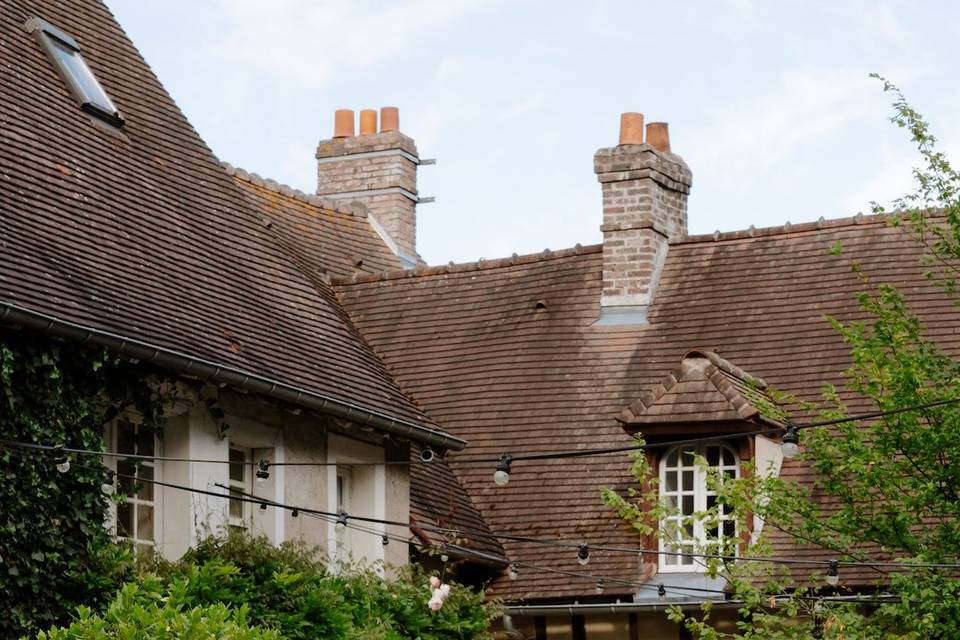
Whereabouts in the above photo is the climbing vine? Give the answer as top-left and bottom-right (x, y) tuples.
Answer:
(0, 326), (168, 639)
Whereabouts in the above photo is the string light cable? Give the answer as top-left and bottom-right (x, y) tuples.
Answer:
(202, 480), (732, 599)
(3, 396), (958, 471)
(127, 477), (914, 605)
(56, 460), (960, 575)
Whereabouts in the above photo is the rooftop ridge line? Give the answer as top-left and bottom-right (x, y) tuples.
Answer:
(681, 211), (903, 244)
(331, 244), (603, 286)
(220, 161), (369, 219)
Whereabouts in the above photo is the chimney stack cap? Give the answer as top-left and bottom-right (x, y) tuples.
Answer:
(380, 106), (400, 133)
(334, 109), (355, 138)
(646, 122), (671, 153)
(619, 112), (645, 145)
(359, 109), (378, 135)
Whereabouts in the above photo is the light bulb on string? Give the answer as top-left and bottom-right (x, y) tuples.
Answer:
(100, 470), (115, 495)
(508, 563), (518, 581)
(419, 446), (435, 463)
(658, 584), (666, 600)
(577, 543), (590, 566)
(259, 502), (268, 511)
(381, 534), (389, 546)
(54, 446), (70, 473)
(291, 508), (299, 518)
(255, 459), (270, 487)
(825, 560), (839, 586)
(493, 453), (512, 487)
(595, 579), (605, 595)
(781, 425), (800, 458)
(335, 510), (347, 533)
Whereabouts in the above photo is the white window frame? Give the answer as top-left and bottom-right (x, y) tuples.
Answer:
(106, 417), (160, 549)
(228, 444), (253, 530)
(658, 443), (739, 572)
(335, 466), (353, 563)
(325, 433), (386, 570)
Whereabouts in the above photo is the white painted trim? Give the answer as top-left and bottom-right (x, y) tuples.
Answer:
(326, 455), (338, 562)
(374, 463), (386, 567)
(366, 213), (401, 258)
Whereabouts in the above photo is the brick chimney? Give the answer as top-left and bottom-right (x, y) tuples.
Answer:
(316, 107), (424, 265)
(594, 113), (692, 324)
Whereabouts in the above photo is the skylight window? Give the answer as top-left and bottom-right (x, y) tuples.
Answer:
(25, 17), (124, 127)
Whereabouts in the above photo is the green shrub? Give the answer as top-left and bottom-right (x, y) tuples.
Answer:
(36, 582), (279, 640)
(131, 531), (496, 640)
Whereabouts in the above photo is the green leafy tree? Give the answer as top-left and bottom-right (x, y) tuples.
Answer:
(605, 79), (960, 639)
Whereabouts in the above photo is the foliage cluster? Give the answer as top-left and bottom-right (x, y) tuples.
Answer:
(606, 78), (960, 638)
(40, 532), (496, 640)
(0, 328), (163, 639)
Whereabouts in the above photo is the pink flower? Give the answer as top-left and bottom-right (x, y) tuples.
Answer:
(430, 576), (441, 589)
(439, 584), (451, 598)
(428, 594), (444, 611)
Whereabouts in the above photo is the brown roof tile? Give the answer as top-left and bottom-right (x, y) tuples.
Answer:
(619, 349), (783, 428)
(228, 166), (405, 281)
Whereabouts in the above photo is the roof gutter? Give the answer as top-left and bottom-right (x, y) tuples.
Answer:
(504, 593), (898, 617)
(0, 302), (466, 451)
(504, 599), (731, 617)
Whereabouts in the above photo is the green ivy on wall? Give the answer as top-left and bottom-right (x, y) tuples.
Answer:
(0, 327), (165, 639)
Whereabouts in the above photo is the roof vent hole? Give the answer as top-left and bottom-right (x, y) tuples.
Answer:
(534, 300), (548, 313)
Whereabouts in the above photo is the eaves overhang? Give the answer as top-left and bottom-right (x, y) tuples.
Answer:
(0, 301), (466, 451)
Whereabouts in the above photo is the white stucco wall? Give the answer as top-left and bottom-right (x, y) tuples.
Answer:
(140, 390), (409, 570)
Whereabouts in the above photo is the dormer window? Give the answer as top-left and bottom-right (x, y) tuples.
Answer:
(25, 18), (124, 127)
(617, 350), (785, 573)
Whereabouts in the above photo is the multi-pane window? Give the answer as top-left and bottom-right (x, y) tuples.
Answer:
(228, 446), (252, 530)
(113, 419), (155, 550)
(26, 17), (124, 127)
(659, 443), (738, 571)
(335, 466), (352, 562)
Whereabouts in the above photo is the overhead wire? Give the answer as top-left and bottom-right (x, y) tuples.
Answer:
(4, 396), (957, 469)
(55, 459), (960, 572)
(3, 394), (959, 587)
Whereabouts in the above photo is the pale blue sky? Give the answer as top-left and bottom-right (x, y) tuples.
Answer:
(105, 1), (960, 265)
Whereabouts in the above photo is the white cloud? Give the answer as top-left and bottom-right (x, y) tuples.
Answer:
(692, 70), (876, 173)
(204, 0), (497, 89)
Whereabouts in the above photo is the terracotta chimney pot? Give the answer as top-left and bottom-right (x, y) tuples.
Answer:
(334, 109), (355, 138)
(380, 106), (400, 133)
(619, 112), (644, 145)
(646, 122), (671, 153)
(359, 109), (378, 135)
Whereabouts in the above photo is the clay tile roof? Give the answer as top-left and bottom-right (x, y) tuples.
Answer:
(619, 349), (784, 428)
(0, 0), (447, 443)
(334, 219), (960, 601)
(228, 167), (405, 281)
(409, 444), (506, 562)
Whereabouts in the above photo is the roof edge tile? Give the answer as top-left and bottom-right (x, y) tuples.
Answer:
(682, 212), (902, 245)
(332, 243), (603, 286)
(222, 161), (369, 219)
